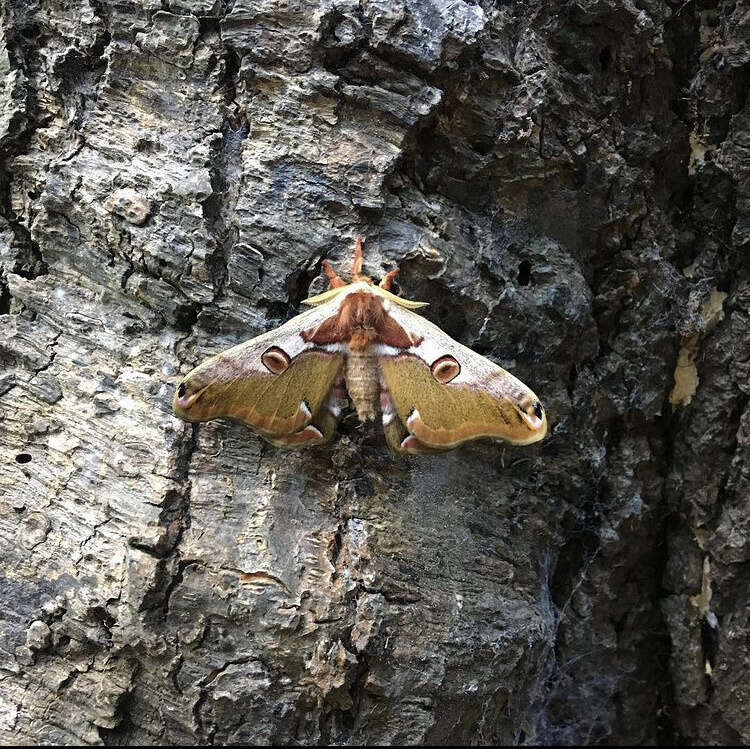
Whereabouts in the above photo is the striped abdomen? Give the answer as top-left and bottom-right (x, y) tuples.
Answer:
(345, 348), (380, 421)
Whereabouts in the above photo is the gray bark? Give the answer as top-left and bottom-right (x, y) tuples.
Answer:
(1, 0), (748, 744)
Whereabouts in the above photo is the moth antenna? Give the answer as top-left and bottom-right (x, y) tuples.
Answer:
(322, 258), (347, 288)
(379, 266), (400, 291)
(352, 235), (365, 281)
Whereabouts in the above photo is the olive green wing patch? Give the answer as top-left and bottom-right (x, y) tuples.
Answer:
(380, 355), (546, 451)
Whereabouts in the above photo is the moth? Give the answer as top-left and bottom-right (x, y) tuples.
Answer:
(173, 238), (547, 454)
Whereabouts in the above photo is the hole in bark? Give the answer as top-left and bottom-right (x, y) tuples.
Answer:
(20, 23), (41, 41)
(15, 453), (32, 464)
(56, 50), (89, 94)
(265, 300), (293, 322)
(418, 280), (468, 341)
(135, 138), (156, 153)
(355, 476), (374, 498)
(599, 46), (612, 72)
(701, 615), (719, 669)
(0, 280), (9, 315)
(198, 16), (221, 36)
(287, 265), (321, 307)
(92, 605), (116, 630)
(174, 303), (199, 333)
(518, 260), (532, 286)
(342, 706), (358, 730)
(328, 531), (342, 568)
(472, 137), (495, 155)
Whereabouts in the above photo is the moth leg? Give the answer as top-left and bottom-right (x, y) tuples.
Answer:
(381, 380), (405, 452)
(383, 419), (407, 453)
(329, 376), (348, 421)
(312, 409), (338, 442)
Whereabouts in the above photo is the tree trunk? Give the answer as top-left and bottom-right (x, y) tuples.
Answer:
(1, 0), (748, 744)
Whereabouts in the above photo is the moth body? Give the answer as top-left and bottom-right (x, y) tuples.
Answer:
(344, 347), (381, 422)
(173, 238), (548, 454)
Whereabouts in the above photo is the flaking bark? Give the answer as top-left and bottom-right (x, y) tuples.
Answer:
(1, 1), (749, 745)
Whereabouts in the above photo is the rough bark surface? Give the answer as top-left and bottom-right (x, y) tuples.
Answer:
(1, 0), (748, 745)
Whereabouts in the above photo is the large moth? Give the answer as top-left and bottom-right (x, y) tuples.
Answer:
(172, 238), (547, 454)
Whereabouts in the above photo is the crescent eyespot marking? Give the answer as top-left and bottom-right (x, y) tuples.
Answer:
(261, 346), (291, 374)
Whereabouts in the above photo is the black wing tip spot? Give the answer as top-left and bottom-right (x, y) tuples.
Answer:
(534, 401), (544, 420)
(177, 383), (186, 398)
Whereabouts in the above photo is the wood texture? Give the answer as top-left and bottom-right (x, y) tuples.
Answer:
(1, 0), (749, 744)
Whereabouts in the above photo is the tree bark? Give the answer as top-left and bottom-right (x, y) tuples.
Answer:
(1, 0), (748, 744)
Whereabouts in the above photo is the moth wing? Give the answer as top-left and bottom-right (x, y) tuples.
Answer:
(173, 299), (345, 445)
(378, 305), (547, 452)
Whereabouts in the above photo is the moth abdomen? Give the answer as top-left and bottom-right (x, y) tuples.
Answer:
(344, 348), (380, 422)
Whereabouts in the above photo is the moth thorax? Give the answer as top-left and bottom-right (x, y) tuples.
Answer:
(345, 348), (380, 422)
